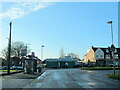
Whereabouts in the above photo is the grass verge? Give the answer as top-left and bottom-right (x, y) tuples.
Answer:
(106, 74), (120, 80)
(0, 70), (23, 72)
(81, 67), (120, 70)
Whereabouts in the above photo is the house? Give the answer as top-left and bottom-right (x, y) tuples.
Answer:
(11, 57), (21, 66)
(83, 45), (120, 66)
(0, 57), (7, 66)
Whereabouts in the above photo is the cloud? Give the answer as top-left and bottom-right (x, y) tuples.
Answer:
(0, 2), (55, 20)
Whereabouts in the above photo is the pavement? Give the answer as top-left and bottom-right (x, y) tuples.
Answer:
(2, 72), (41, 79)
(1, 68), (120, 89)
(1, 68), (46, 89)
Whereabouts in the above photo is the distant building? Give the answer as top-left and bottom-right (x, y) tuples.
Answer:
(83, 45), (120, 66)
(45, 56), (78, 68)
(64, 56), (72, 60)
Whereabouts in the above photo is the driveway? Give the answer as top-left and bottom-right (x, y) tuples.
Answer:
(23, 68), (120, 88)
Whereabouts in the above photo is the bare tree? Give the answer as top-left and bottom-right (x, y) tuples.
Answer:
(1, 48), (8, 60)
(1, 47), (14, 60)
(1, 41), (30, 59)
(67, 53), (79, 59)
(12, 41), (25, 58)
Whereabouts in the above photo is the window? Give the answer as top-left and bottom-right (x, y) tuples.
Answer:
(106, 49), (109, 53)
(106, 54), (110, 57)
(113, 54), (118, 59)
(114, 49), (117, 53)
(101, 55), (103, 57)
(114, 54), (118, 57)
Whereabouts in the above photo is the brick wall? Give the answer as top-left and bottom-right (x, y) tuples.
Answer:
(85, 48), (96, 62)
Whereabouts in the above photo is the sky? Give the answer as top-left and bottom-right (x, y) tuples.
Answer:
(0, 1), (118, 60)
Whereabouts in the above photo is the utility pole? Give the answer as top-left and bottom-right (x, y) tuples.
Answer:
(7, 22), (12, 75)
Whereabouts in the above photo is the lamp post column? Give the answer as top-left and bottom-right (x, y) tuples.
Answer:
(41, 45), (44, 61)
(107, 21), (115, 75)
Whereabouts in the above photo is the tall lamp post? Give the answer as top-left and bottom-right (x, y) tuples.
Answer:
(7, 22), (12, 75)
(107, 21), (115, 74)
(107, 21), (113, 45)
(41, 45), (44, 61)
(26, 44), (30, 56)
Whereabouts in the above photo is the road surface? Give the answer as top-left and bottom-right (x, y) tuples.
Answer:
(22, 68), (120, 88)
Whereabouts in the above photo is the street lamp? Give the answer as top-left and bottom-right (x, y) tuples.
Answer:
(107, 21), (113, 45)
(41, 45), (44, 61)
(7, 22), (12, 75)
(26, 44), (30, 56)
(107, 21), (115, 74)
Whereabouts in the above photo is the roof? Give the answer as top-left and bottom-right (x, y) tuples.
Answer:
(58, 59), (68, 62)
(24, 58), (38, 61)
(92, 46), (108, 52)
(59, 59), (77, 62)
(46, 58), (77, 62)
(45, 59), (59, 61)
(92, 45), (120, 52)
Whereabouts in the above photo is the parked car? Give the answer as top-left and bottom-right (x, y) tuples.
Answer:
(10, 65), (23, 70)
(37, 65), (44, 68)
(108, 61), (119, 67)
(74, 62), (83, 67)
(12, 65), (17, 69)
(16, 66), (23, 69)
(2, 66), (7, 70)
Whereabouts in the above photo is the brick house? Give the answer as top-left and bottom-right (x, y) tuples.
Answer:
(83, 45), (120, 66)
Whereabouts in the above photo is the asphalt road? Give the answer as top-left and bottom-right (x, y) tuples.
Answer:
(22, 68), (120, 88)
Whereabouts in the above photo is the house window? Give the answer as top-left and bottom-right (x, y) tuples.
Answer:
(113, 54), (118, 59)
(101, 55), (103, 57)
(106, 49), (109, 53)
(106, 55), (110, 57)
(106, 54), (110, 59)
(114, 54), (118, 57)
(114, 49), (117, 53)
(96, 55), (98, 57)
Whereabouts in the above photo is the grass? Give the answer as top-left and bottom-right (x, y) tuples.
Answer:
(106, 74), (120, 80)
(0, 70), (23, 72)
(81, 67), (120, 70)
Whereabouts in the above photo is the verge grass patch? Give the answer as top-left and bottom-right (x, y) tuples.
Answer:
(106, 74), (120, 80)
(0, 70), (23, 72)
(81, 67), (120, 70)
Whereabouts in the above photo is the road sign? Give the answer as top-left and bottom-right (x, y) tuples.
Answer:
(21, 48), (27, 56)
